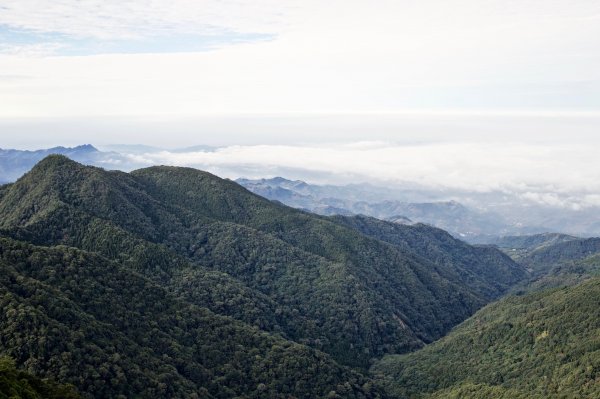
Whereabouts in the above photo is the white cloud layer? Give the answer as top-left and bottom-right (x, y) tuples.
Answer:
(116, 140), (600, 210)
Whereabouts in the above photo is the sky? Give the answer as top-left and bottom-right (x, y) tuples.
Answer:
(0, 0), (599, 206)
(0, 0), (598, 120)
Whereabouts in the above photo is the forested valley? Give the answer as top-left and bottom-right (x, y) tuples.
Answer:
(0, 155), (598, 398)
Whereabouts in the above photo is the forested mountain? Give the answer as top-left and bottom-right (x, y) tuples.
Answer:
(371, 278), (600, 398)
(0, 237), (376, 398)
(0, 356), (80, 399)
(468, 233), (600, 292)
(486, 233), (579, 261)
(509, 237), (600, 291)
(519, 237), (600, 275)
(0, 155), (527, 397)
(329, 215), (526, 300)
(0, 156), (525, 366)
(491, 233), (578, 252)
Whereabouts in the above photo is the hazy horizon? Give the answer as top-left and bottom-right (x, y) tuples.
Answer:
(1, 0), (599, 211)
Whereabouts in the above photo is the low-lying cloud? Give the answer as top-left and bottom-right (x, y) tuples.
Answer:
(117, 141), (600, 210)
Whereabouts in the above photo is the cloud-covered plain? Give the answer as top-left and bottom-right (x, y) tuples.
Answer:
(117, 141), (600, 210)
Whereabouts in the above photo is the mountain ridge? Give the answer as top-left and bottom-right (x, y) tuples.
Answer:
(371, 277), (600, 398)
(0, 156), (526, 371)
(236, 176), (516, 239)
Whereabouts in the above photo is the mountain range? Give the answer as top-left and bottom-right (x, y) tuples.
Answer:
(0, 155), (530, 398)
(233, 177), (600, 239)
(0, 145), (129, 184)
(235, 177), (520, 239)
(1, 155), (600, 397)
(4, 144), (600, 238)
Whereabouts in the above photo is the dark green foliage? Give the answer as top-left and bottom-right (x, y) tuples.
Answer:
(0, 237), (379, 399)
(329, 215), (527, 299)
(424, 382), (536, 399)
(0, 184), (9, 202)
(131, 165), (525, 359)
(520, 237), (600, 276)
(496, 233), (579, 249)
(371, 278), (600, 398)
(514, 252), (600, 292)
(504, 237), (600, 291)
(0, 156), (525, 369)
(0, 356), (80, 399)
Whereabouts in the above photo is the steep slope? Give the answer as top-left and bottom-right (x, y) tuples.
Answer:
(520, 237), (600, 275)
(0, 237), (379, 398)
(0, 356), (80, 399)
(329, 215), (526, 299)
(489, 233), (579, 262)
(0, 156), (524, 369)
(371, 278), (600, 398)
(509, 237), (600, 291)
(132, 165), (516, 358)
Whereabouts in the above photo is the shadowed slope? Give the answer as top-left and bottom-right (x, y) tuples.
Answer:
(0, 156), (526, 368)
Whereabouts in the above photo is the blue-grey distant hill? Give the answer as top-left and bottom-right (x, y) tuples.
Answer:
(236, 176), (529, 240)
(0, 144), (131, 183)
(0, 144), (223, 184)
(4, 145), (597, 239)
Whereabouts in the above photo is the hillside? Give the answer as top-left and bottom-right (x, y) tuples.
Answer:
(519, 237), (600, 274)
(329, 215), (526, 300)
(0, 356), (80, 399)
(0, 155), (526, 372)
(509, 237), (600, 291)
(487, 233), (579, 261)
(0, 236), (379, 398)
(371, 278), (600, 398)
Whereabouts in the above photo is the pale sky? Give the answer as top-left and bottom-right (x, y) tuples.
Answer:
(0, 0), (599, 121)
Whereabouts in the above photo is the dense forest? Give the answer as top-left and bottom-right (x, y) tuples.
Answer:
(504, 237), (600, 291)
(0, 237), (380, 398)
(0, 356), (80, 399)
(0, 156), (525, 367)
(329, 215), (525, 299)
(371, 277), (600, 398)
(3, 155), (597, 398)
(0, 155), (531, 397)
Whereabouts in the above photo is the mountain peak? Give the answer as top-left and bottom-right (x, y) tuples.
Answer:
(73, 144), (98, 152)
(269, 176), (291, 183)
(44, 144), (98, 154)
(32, 154), (79, 169)
(21, 155), (86, 185)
